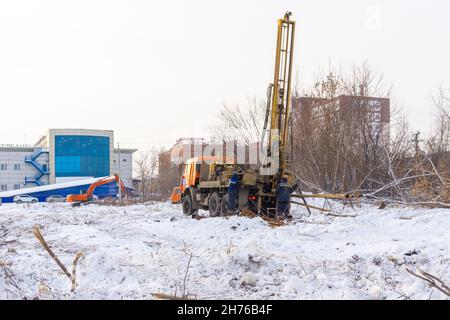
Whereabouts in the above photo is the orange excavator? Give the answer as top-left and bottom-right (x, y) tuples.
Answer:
(66, 174), (125, 206)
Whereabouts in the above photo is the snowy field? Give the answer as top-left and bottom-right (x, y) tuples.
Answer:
(0, 200), (449, 300)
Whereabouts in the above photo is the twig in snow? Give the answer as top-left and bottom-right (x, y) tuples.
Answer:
(71, 252), (84, 292)
(182, 252), (193, 298)
(180, 241), (195, 298)
(0, 240), (16, 247)
(293, 219), (331, 225)
(33, 227), (71, 278)
(392, 289), (412, 300)
(406, 267), (450, 297)
(1, 263), (20, 292)
(0, 261), (27, 299)
(153, 244), (197, 300)
(297, 233), (318, 239)
(295, 256), (308, 278)
(151, 292), (196, 300)
(326, 212), (357, 218)
(32, 227), (84, 292)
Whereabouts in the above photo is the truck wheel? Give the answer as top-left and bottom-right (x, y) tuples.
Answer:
(208, 193), (221, 217)
(220, 194), (229, 216)
(182, 194), (197, 215)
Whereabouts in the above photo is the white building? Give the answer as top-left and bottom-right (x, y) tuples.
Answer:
(113, 149), (135, 190)
(0, 129), (136, 191)
(0, 146), (49, 191)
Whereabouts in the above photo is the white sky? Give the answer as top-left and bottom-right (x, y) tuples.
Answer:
(0, 0), (449, 152)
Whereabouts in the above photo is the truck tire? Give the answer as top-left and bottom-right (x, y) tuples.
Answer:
(208, 192), (221, 217)
(182, 194), (197, 215)
(220, 194), (229, 216)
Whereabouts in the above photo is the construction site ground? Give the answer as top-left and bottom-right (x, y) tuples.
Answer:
(0, 200), (448, 299)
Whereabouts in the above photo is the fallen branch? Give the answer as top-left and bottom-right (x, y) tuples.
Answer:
(0, 240), (16, 247)
(325, 212), (357, 218)
(151, 292), (195, 300)
(406, 267), (450, 297)
(32, 227), (84, 292)
(407, 201), (450, 208)
(292, 192), (362, 200)
(291, 201), (356, 218)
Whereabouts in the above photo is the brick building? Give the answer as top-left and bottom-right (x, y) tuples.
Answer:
(292, 95), (390, 145)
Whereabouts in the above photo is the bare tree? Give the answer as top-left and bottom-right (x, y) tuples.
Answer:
(428, 87), (450, 153)
(211, 97), (267, 145)
(290, 61), (424, 198)
(409, 87), (450, 206)
(156, 146), (181, 198)
(342, 61), (392, 98)
(211, 61), (449, 206)
(134, 149), (158, 201)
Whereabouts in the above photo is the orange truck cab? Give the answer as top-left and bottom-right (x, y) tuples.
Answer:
(180, 157), (201, 193)
(172, 156), (243, 215)
(178, 156), (235, 194)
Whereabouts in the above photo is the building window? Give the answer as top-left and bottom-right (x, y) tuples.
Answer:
(122, 159), (127, 162)
(373, 113), (381, 122)
(14, 164), (21, 170)
(55, 135), (110, 178)
(0, 164), (6, 170)
(368, 100), (381, 112)
(0, 185), (7, 191)
(13, 184), (20, 190)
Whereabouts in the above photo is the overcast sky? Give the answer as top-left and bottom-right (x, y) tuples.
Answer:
(0, 0), (449, 151)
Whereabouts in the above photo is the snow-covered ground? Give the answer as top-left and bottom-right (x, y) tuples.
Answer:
(0, 200), (448, 300)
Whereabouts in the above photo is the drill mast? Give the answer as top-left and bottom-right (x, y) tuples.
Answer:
(265, 12), (296, 177)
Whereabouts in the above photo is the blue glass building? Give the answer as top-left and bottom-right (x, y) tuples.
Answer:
(0, 129), (136, 202)
(55, 135), (110, 179)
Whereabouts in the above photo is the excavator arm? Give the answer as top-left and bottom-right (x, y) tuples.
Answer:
(85, 174), (125, 198)
(67, 174), (125, 204)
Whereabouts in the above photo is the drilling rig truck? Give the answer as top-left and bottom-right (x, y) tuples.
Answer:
(176, 12), (297, 218)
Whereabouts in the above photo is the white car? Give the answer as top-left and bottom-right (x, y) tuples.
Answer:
(14, 195), (38, 204)
(46, 195), (66, 203)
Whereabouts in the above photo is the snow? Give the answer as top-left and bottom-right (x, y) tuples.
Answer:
(0, 200), (448, 300)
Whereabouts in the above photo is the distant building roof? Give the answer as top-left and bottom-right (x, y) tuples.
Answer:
(0, 145), (38, 152)
(113, 148), (138, 154)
